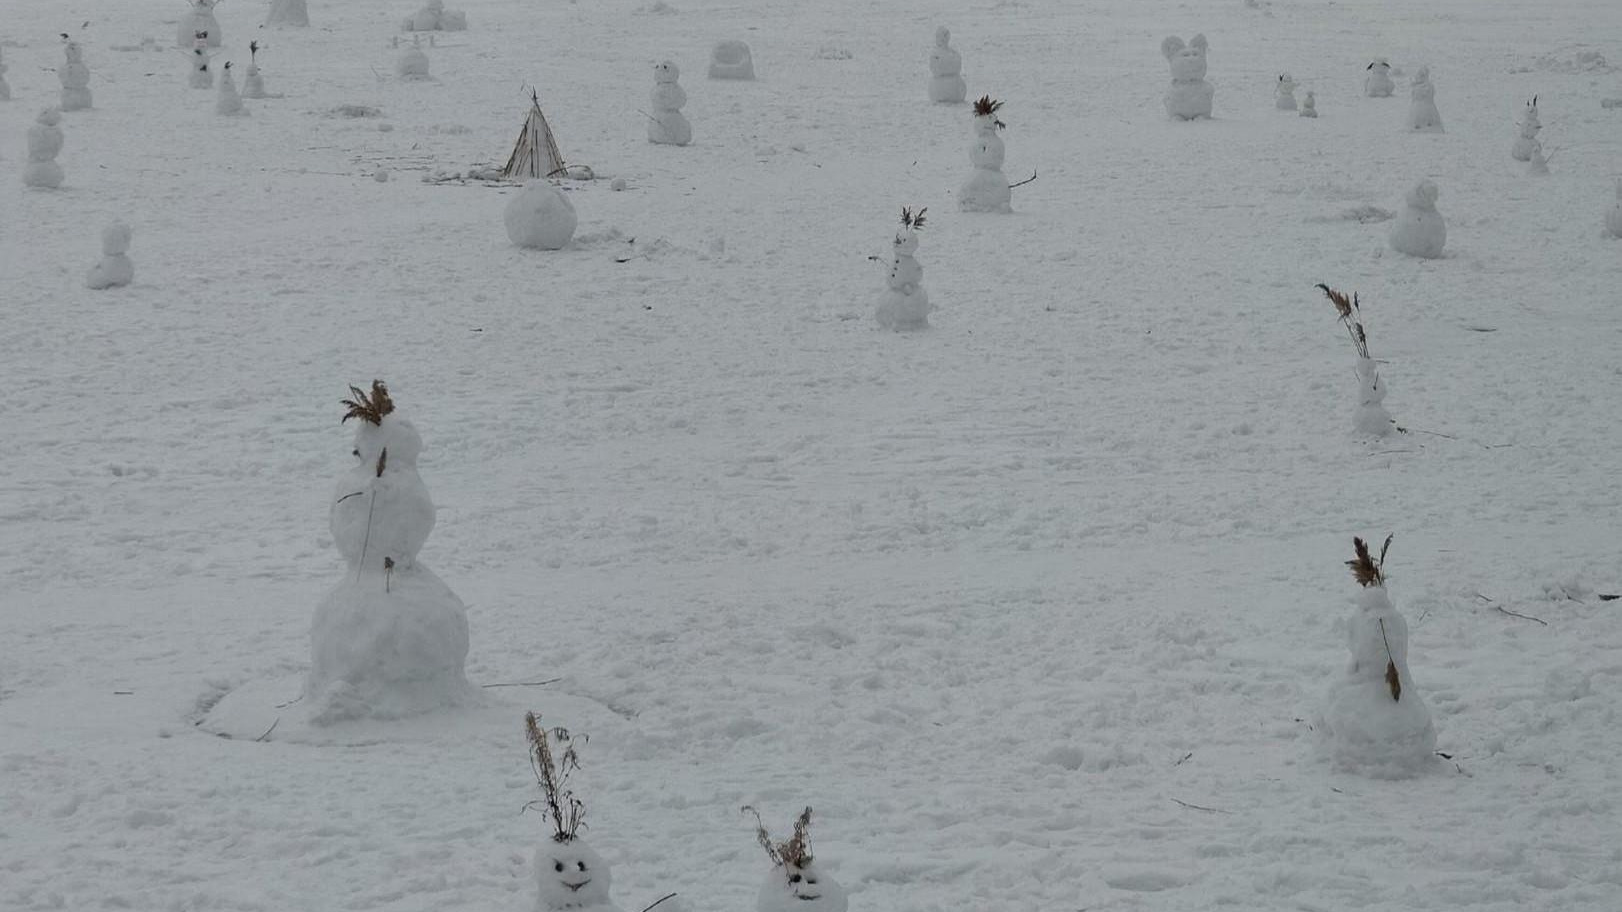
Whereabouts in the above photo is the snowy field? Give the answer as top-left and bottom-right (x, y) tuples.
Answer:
(4, 0), (1622, 908)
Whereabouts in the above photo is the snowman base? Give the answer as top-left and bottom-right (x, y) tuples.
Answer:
(60, 88), (92, 111)
(959, 169), (1011, 213)
(86, 254), (134, 289)
(647, 112), (692, 146)
(505, 181), (579, 250)
(929, 75), (966, 103)
(305, 566), (475, 725)
(1510, 137), (1537, 161)
(876, 287), (931, 331)
(190, 70), (214, 90)
(1353, 403), (1392, 437)
(1316, 678), (1437, 778)
(1165, 82), (1214, 120)
(23, 161), (64, 189)
(243, 74), (266, 99)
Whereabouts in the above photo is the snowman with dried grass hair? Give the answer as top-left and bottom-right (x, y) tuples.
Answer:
(526, 713), (622, 912)
(745, 807), (847, 912)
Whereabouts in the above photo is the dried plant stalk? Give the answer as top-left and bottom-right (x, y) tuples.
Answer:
(1347, 534), (1393, 587)
(1316, 284), (1370, 359)
(524, 711), (587, 841)
(341, 380), (395, 425)
(1378, 619), (1402, 701)
(743, 805), (815, 873)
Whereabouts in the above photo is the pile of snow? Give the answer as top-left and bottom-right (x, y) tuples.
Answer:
(397, 36), (430, 78)
(1300, 90), (1318, 118)
(709, 39), (755, 80)
(1606, 182), (1622, 239)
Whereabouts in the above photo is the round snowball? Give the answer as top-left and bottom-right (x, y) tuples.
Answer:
(504, 181), (578, 250)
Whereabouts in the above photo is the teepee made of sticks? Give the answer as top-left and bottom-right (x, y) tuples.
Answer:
(501, 90), (566, 180)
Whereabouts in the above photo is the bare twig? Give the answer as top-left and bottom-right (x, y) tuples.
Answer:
(639, 894), (679, 912)
(1173, 752), (1193, 767)
(481, 678), (563, 689)
(1008, 170), (1038, 189)
(255, 717), (279, 742)
(1475, 592), (1548, 626)
(1170, 798), (1228, 814)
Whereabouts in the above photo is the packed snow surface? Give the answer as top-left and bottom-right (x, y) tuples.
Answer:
(3, 1), (1622, 911)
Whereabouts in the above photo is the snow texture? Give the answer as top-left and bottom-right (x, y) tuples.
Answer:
(22, 107), (64, 188)
(59, 42), (92, 112)
(1388, 179), (1447, 258)
(928, 27), (966, 104)
(1365, 57), (1395, 97)
(505, 180), (579, 250)
(176, 0), (223, 48)
(647, 61), (692, 146)
(709, 40), (756, 80)
(85, 221), (134, 289)
(1406, 66), (1443, 132)
(757, 863), (848, 912)
(535, 839), (621, 912)
(1162, 34), (1213, 120)
(266, 0), (310, 28)
(1316, 586), (1438, 779)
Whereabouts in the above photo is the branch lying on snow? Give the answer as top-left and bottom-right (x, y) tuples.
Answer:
(1170, 797), (1228, 814)
(638, 893), (679, 912)
(481, 678), (563, 689)
(1009, 169), (1038, 189)
(1474, 592), (1548, 626)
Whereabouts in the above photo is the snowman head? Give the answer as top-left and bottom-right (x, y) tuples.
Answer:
(1277, 73), (1295, 92)
(102, 222), (133, 257)
(37, 107), (62, 127)
(1411, 65), (1430, 85)
(1304, 91), (1316, 106)
(535, 840), (613, 911)
(1162, 34), (1208, 82)
(64, 41), (84, 63)
(935, 26), (951, 48)
(1367, 57), (1390, 74)
(341, 380), (424, 473)
(654, 60), (680, 84)
(1405, 179), (1439, 212)
(971, 95), (1005, 133)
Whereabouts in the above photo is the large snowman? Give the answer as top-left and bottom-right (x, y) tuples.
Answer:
(176, 0), (223, 48)
(1161, 34), (1213, 120)
(748, 807), (848, 912)
(1315, 537), (1437, 778)
(927, 27), (966, 103)
(526, 712), (623, 912)
(305, 381), (474, 724)
(959, 95), (1011, 212)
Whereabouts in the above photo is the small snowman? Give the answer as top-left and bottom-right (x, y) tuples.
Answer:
(1162, 34), (1213, 120)
(927, 26), (966, 104)
(1315, 536), (1437, 778)
(1527, 144), (1550, 176)
(747, 807), (848, 912)
(1388, 179), (1446, 259)
(86, 221), (134, 289)
(1318, 285), (1393, 438)
(403, 0), (466, 32)
(397, 35), (430, 78)
(1605, 181), (1622, 239)
(266, 0), (310, 27)
(876, 206), (932, 331)
(505, 181), (578, 250)
(0, 46), (11, 101)
(1510, 96), (1540, 161)
(647, 60), (691, 146)
(1405, 66), (1442, 132)
(216, 61), (247, 115)
(1300, 91), (1318, 118)
(1364, 58), (1395, 97)
(176, 0), (223, 48)
(525, 712), (622, 912)
(1275, 73), (1297, 111)
(187, 34), (215, 89)
(959, 95), (1011, 213)
(22, 108), (65, 189)
(59, 40), (93, 111)
(306, 381), (475, 724)
(243, 41), (267, 98)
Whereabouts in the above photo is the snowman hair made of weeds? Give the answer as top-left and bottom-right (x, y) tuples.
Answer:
(525, 712), (622, 912)
(745, 807), (848, 912)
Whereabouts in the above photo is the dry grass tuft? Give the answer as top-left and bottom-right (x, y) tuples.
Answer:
(900, 206), (928, 231)
(1347, 534), (1393, 588)
(972, 95), (1006, 128)
(524, 711), (587, 842)
(743, 805), (815, 873)
(1316, 284), (1370, 359)
(341, 380), (395, 426)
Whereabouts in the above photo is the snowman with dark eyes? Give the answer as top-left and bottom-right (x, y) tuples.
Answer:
(526, 713), (621, 912)
(746, 807), (848, 912)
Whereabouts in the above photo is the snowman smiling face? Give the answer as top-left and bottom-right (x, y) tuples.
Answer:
(536, 840), (612, 910)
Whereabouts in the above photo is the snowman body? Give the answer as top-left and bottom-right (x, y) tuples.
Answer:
(397, 39), (430, 78)
(1162, 35), (1213, 120)
(243, 62), (266, 98)
(1364, 59), (1394, 97)
(1605, 183), (1622, 239)
(266, 0), (310, 27)
(216, 66), (247, 115)
(1406, 67), (1442, 132)
(1527, 146), (1549, 176)
(1352, 357), (1391, 437)
(59, 43), (92, 111)
(1388, 180), (1446, 259)
(1300, 91), (1318, 118)
(757, 863), (848, 912)
(505, 181), (579, 250)
(188, 46), (214, 89)
(959, 114), (1010, 212)
(86, 222), (134, 289)
(307, 401), (473, 724)
(876, 227), (931, 331)
(1274, 74), (1297, 111)
(1316, 586), (1436, 777)
(535, 840), (621, 912)
(647, 62), (692, 146)
(176, 1), (223, 48)
(928, 27), (966, 103)
(23, 108), (65, 189)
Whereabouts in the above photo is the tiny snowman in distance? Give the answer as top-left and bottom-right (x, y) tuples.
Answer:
(745, 807), (848, 912)
(647, 60), (691, 146)
(1405, 66), (1442, 132)
(22, 107), (66, 189)
(187, 33), (215, 89)
(1275, 73), (1297, 111)
(1388, 179), (1446, 259)
(1314, 536), (1437, 779)
(1364, 57), (1394, 97)
(176, 0), (223, 48)
(1527, 144), (1550, 176)
(1161, 34), (1213, 120)
(216, 61), (247, 115)
(86, 221), (135, 289)
(0, 46), (11, 101)
(243, 41), (267, 99)
(1300, 91), (1318, 118)
(959, 95), (1011, 213)
(876, 206), (932, 331)
(59, 39), (93, 111)
(1317, 285), (1394, 438)
(1510, 96), (1540, 161)
(1605, 181), (1622, 239)
(928, 26), (966, 104)
(397, 34), (430, 78)
(524, 713), (622, 912)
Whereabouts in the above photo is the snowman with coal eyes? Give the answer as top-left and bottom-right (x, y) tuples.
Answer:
(747, 807), (848, 912)
(526, 713), (621, 912)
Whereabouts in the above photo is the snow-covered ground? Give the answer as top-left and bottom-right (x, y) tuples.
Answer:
(3, 0), (1622, 909)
